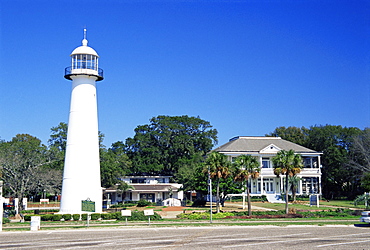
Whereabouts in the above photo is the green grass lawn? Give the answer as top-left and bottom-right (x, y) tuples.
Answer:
(241, 200), (367, 210)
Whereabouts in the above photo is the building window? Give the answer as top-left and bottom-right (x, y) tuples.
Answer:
(302, 177), (319, 194)
(262, 158), (271, 168)
(303, 157), (319, 168)
(257, 178), (274, 193)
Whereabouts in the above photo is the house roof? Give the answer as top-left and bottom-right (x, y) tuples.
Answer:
(130, 184), (179, 192)
(213, 136), (319, 154)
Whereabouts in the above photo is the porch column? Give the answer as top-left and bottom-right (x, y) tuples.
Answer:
(280, 176), (283, 194)
(260, 176), (264, 195)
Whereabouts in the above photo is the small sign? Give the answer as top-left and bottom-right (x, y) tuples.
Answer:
(309, 194), (319, 207)
(81, 199), (95, 212)
(144, 209), (154, 216)
(121, 210), (132, 216)
(30, 216), (41, 231)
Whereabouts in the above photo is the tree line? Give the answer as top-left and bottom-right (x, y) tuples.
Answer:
(0, 115), (368, 205)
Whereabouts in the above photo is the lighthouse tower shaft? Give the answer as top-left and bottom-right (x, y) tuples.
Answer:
(60, 33), (104, 214)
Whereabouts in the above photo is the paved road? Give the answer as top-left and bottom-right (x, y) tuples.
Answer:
(1, 225), (370, 249)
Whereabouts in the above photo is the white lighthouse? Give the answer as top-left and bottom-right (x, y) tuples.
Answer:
(60, 30), (103, 214)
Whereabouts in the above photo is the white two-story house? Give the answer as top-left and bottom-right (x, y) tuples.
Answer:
(213, 136), (322, 199)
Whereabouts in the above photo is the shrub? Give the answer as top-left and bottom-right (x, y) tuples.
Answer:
(123, 204), (135, 207)
(81, 214), (88, 220)
(41, 214), (53, 221)
(62, 214), (72, 221)
(21, 210), (35, 214)
(117, 211), (161, 221)
(101, 213), (112, 220)
(110, 203), (124, 208)
(109, 212), (121, 220)
(52, 214), (63, 221)
(72, 214), (80, 221)
(137, 199), (151, 207)
(178, 212), (234, 220)
(90, 213), (101, 220)
(2, 217), (10, 224)
(24, 215), (32, 221)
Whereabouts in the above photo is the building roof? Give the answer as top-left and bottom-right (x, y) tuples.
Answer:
(71, 38), (99, 57)
(213, 136), (319, 154)
(130, 184), (179, 192)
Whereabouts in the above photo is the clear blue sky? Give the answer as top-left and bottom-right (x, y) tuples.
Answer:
(1, 0), (369, 148)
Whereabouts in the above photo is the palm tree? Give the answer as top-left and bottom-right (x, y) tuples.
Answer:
(205, 151), (230, 213)
(288, 175), (302, 202)
(233, 155), (261, 216)
(116, 181), (134, 202)
(272, 149), (303, 214)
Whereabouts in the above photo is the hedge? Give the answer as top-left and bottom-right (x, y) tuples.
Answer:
(62, 214), (72, 221)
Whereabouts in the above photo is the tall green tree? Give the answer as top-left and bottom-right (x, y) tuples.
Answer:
(124, 115), (218, 175)
(175, 153), (205, 200)
(48, 122), (68, 170)
(272, 149), (303, 214)
(100, 141), (132, 188)
(233, 155), (260, 216)
(305, 125), (362, 199)
(0, 134), (56, 208)
(205, 151), (230, 213)
(266, 126), (309, 146)
(348, 128), (370, 173)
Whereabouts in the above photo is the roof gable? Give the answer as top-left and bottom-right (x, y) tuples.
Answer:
(260, 144), (281, 154)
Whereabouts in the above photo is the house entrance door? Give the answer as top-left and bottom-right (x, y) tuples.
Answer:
(263, 178), (274, 193)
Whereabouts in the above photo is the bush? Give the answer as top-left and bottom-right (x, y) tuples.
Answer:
(110, 202), (126, 208)
(111, 212), (122, 220)
(21, 210), (35, 214)
(2, 217), (10, 224)
(62, 214), (72, 221)
(90, 213), (101, 220)
(24, 215), (31, 221)
(178, 212), (234, 220)
(117, 211), (161, 221)
(72, 214), (80, 221)
(101, 213), (112, 220)
(52, 214), (63, 221)
(81, 214), (88, 220)
(41, 214), (53, 221)
(137, 199), (151, 207)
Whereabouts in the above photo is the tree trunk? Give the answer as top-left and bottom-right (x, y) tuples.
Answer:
(247, 179), (252, 216)
(285, 173), (289, 214)
(216, 179), (220, 213)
